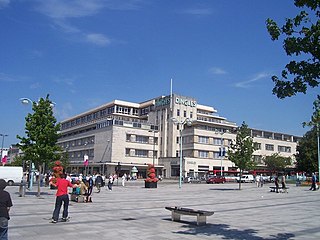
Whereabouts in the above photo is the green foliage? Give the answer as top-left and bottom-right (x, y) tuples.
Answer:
(16, 95), (62, 171)
(266, 0), (319, 99)
(303, 95), (320, 127)
(296, 126), (318, 173)
(228, 122), (256, 189)
(263, 153), (292, 173)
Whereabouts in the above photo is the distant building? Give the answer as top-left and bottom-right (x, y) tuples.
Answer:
(57, 93), (300, 178)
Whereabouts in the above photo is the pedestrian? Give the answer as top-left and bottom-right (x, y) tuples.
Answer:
(86, 175), (93, 202)
(95, 173), (103, 193)
(281, 175), (287, 193)
(107, 174), (113, 191)
(309, 173), (317, 191)
(274, 176), (280, 193)
(50, 173), (76, 223)
(122, 174), (126, 187)
(0, 179), (13, 240)
(255, 175), (260, 187)
(259, 174), (264, 187)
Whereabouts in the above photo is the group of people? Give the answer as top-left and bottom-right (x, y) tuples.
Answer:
(273, 175), (288, 193)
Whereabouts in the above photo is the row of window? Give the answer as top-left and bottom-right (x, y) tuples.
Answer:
(61, 105), (153, 130)
(59, 137), (95, 149)
(126, 134), (158, 144)
(125, 148), (157, 158)
(256, 143), (291, 153)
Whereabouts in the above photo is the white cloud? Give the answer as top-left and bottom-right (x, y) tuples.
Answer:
(33, 0), (113, 47)
(55, 102), (73, 120)
(0, 0), (10, 9)
(104, 0), (143, 10)
(30, 82), (41, 89)
(234, 72), (271, 88)
(52, 76), (75, 86)
(86, 33), (111, 46)
(209, 67), (227, 75)
(182, 8), (212, 16)
(34, 0), (104, 19)
(0, 72), (27, 82)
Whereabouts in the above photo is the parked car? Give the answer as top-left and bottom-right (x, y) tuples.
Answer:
(206, 176), (226, 184)
(184, 177), (202, 183)
(236, 174), (255, 183)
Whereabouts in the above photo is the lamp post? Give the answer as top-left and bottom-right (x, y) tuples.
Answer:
(0, 134), (8, 165)
(148, 128), (158, 166)
(216, 131), (225, 176)
(317, 123), (320, 184)
(171, 117), (193, 188)
(20, 97), (56, 107)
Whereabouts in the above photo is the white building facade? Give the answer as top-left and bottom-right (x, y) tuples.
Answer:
(57, 94), (300, 178)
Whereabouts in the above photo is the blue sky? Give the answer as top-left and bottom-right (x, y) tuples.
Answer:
(0, 0), (318, 147)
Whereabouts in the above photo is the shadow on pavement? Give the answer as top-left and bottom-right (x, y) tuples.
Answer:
(172, 223), (295, 240)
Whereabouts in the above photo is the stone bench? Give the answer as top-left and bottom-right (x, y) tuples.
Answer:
(269, 186), (289, 193)
(165, 206), (214, 225)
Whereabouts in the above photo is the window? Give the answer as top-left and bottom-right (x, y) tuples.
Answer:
(198, 136), (209, 144)
(278, 146), (291, 153)
(184, 110), (187, 117)
(190, 111), (193, 118)
(198, 150), (209, 158)
(176, 137), (179, 144)
(125, 148), (130, 156)
(135, 149), (148, 157)
(136, 135), (148, 143)
(213, 152), (220, 159)
(177, 109), (180, 116)
(213, 138), (223, 145)
(126, 134), (131, 142)
(265, 144), (274, 151)
(254, 142), (261, 150)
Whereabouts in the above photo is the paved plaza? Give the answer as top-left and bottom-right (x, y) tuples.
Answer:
(5, 180), (320, 240)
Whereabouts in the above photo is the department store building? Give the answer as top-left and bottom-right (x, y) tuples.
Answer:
(57, 94), (300, 178)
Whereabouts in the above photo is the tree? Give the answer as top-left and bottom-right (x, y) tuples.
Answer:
(263, 153), (292, 173)
(297, 127), (319, 173)
(266, 0), (319, 99)
(228, 122), (256, 190)
(302, 95), (320, 177)
(17, 95), (61, 196)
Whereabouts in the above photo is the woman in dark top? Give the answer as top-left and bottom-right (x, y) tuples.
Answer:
(0, 179), (13, 240)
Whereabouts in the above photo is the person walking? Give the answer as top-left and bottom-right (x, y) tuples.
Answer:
(281, 175), (287, 193)
(309, 173), (317, 191)
(95, 173), (103, 193)
(122, 174), (126, 187)
(51, 173), (76, 223)
(0, 179), (13, 240)
(259, 174), (264, 187)
(274, 176), (280, 193)
(86, 175), (93, 202)
(107, 174), (113, 191)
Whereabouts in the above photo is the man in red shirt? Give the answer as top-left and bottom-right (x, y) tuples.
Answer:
(51, 173), (75, 223)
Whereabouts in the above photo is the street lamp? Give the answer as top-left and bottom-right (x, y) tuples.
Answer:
(148, 128), (158, 166)
(171, 117), (193, 188)
(0, 134), (8, 165)
(19, 97), (56, 107)
(216, 131), (225, 176)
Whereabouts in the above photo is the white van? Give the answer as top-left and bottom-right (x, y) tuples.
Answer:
(0, 166), (23, 185)
(236, 174), (255, 183)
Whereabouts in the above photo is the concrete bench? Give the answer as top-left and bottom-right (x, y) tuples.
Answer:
(165, 206), (214, 225)
(70, 193), (86, 203)
(270, 186), (289, 193)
